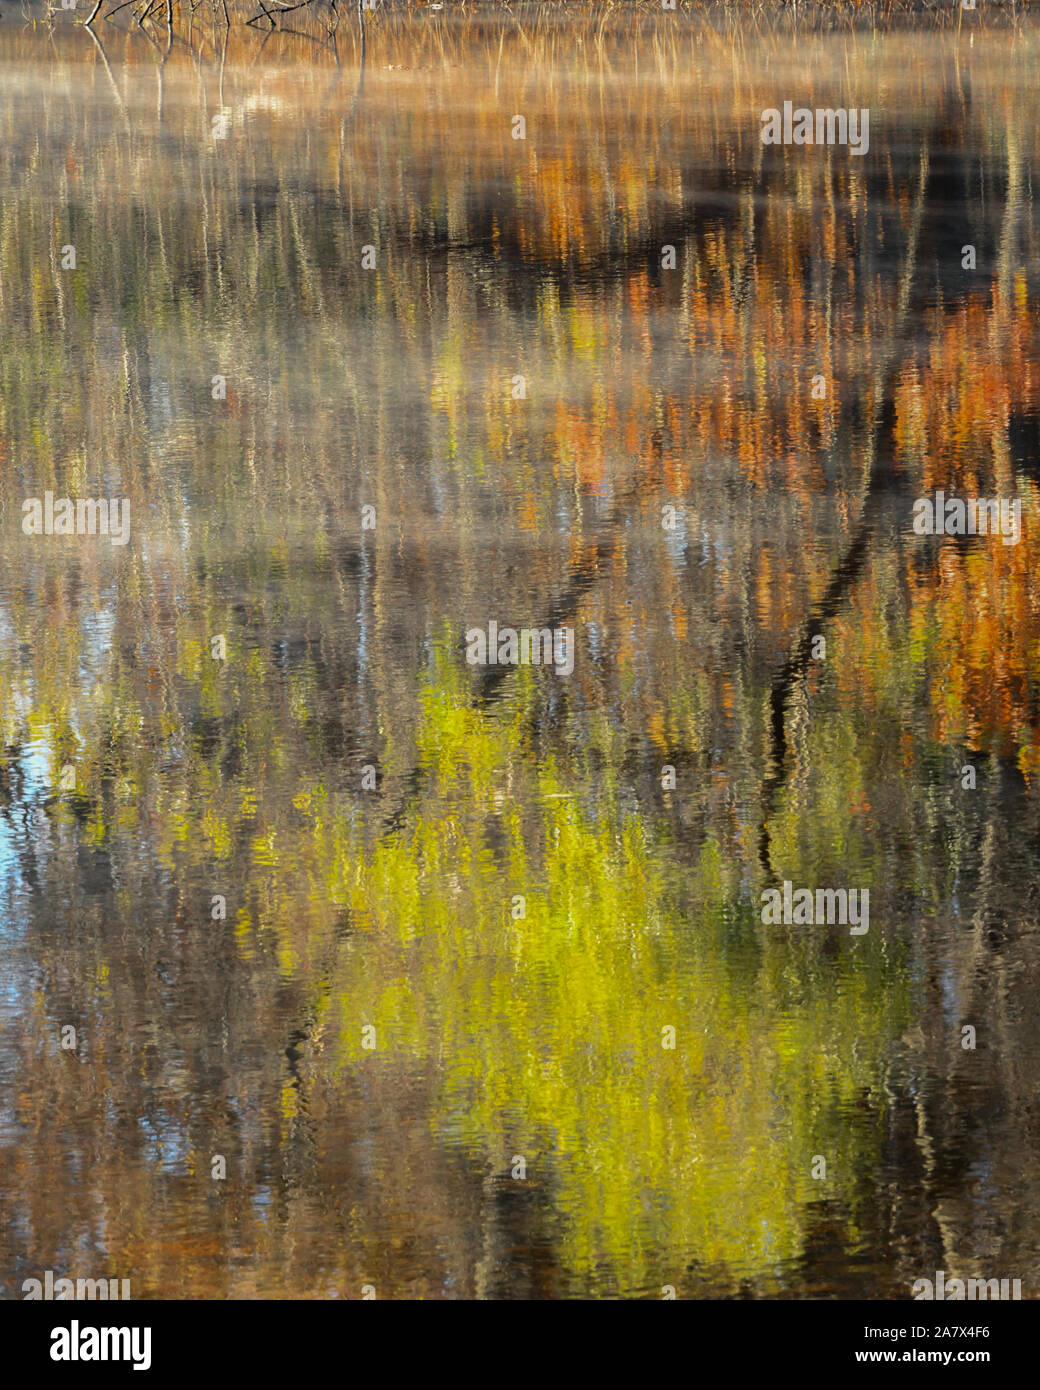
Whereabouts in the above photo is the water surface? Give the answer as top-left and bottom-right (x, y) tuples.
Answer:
(1, 7), (1039, 1299)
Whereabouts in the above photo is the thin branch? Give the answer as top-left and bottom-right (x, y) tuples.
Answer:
(757, 140), (932, 881)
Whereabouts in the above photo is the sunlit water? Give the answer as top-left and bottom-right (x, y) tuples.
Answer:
(1, 6), (1039, 1299)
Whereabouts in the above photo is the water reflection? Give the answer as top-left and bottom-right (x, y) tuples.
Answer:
(0, 9), (1039, 1299)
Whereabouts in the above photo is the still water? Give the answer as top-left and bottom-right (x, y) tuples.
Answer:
(1, 5), (1039, 1299)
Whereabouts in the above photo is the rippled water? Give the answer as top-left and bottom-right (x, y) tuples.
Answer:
(1, 5), (1039, 1299)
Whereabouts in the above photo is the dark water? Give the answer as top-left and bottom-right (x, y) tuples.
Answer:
(1, 6), (1039, 1299)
